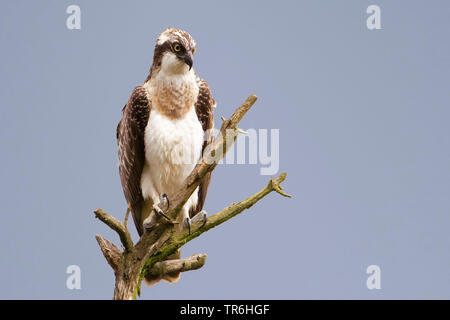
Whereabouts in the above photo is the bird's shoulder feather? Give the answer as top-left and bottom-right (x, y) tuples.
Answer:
(117, 85), (151, 236)
(191, 77), (215, 217)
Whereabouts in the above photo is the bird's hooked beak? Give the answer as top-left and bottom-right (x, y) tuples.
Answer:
(183, 52), (193, 70)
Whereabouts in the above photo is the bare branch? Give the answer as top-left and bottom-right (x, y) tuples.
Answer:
(124, 207), (130, 231)
(94, 208), (133, 252)
(95, 235), (122, 273)
(270, 175), (292, 198)
(149, 254), (207, 276)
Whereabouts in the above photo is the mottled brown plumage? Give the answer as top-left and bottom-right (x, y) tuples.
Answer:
(190, 78), (215, 217)
(116, 86), (151, 236)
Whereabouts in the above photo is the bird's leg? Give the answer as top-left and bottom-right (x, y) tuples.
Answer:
(152, 193), (171, 221)
(153, 193), (172, 222)
(182, 210), (208, 235)
(143, 194), (175, 231)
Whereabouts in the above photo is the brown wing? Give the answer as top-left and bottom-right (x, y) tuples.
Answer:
(117, 86), (150, 236)
(190, 78), (216, 218)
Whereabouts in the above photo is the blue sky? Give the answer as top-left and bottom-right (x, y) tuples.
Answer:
(0, 1), (449, 299)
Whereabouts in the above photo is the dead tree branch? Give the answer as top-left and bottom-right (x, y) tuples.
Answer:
(149, 254), (207, 276)
(94, 208), (133, 253)
(94, 94), (291, 299)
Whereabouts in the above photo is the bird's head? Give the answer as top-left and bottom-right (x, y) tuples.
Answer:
(150, 28), (197, 76)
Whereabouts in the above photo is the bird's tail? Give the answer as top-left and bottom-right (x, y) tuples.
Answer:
(144, 250), (181, 286)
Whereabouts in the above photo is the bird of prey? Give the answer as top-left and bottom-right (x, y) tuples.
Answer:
(116, 28), (215, 285)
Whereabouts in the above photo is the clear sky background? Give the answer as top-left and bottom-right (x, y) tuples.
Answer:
(0, 1), (449, 299)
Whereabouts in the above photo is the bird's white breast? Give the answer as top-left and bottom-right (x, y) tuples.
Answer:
(141, 106), (204, 203)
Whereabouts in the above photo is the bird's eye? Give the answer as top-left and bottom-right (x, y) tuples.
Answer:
(173, 43), (181, 52)
(192, 47), (196, 54)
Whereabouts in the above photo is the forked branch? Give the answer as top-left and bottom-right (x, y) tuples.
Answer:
(94, 94), (291, 299)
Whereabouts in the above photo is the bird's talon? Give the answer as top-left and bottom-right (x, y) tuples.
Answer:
(160, 193), (170, 211)
(152, 203), (171, 222)
(182, 217), (191, 235)
(189, 210), (208, 231)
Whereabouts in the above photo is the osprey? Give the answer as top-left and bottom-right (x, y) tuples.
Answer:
(116, 28), (215, 285)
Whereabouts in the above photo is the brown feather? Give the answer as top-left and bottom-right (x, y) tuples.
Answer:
(190, 77), (215, 218)
(117, 86), (151, 236)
